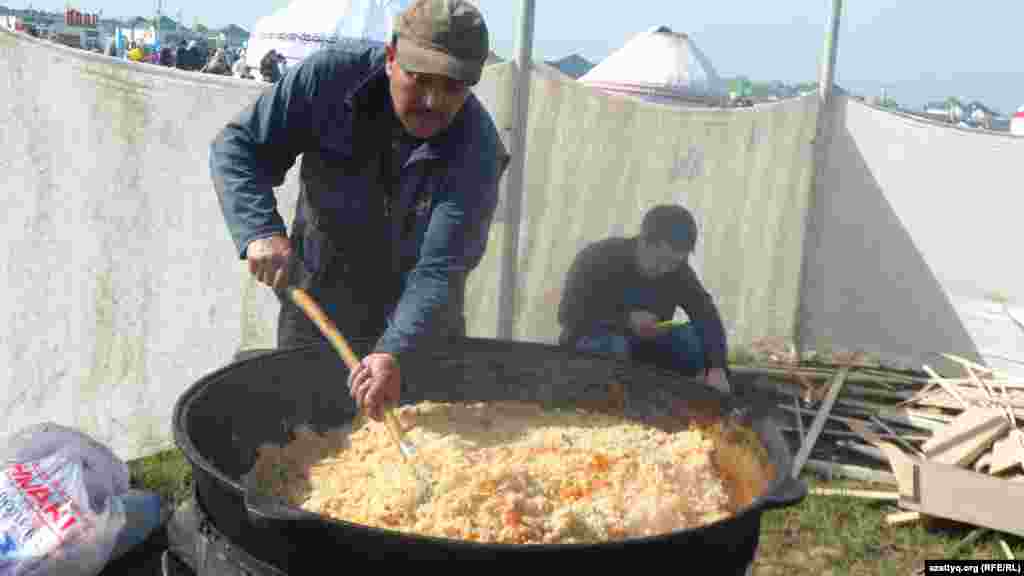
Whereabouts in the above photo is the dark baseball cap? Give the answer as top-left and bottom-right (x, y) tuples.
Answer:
(642, 204), (698, 253)
(393, 0), (489, 86)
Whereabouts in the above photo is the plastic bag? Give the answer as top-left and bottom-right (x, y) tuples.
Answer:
(0, 424), (129, 576)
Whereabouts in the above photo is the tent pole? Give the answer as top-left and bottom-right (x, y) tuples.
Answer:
(795, 0), (842, 357)
(496, 0), (535, 340)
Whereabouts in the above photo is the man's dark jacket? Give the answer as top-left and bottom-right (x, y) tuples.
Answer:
(210, 46), (508, 357)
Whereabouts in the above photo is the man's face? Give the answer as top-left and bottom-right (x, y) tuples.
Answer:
(637, 237), (688, 278)
(385, 44), (470, 139)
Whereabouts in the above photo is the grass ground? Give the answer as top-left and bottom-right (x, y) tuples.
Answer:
(131, 448), (1024, 574)
(757, 475), (1024, 575)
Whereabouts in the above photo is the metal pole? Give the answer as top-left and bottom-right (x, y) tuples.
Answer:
(496, 0), (535, 340)
(794, 0), (842, 357)
(818, 0), (842, 103)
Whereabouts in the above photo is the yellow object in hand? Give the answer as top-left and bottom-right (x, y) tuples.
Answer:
(655, 320), (689, 329)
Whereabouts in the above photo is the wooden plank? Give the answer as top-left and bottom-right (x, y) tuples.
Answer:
(810, 488), (899, 500)
(801, 459), (897, 485)
(792, 368), (850, 477)
(886, 511), (921, 525)
(913, 389), (1024, 411)
(990, 429), (1024, 475)
(881, 442), (1024, 538)
(920, 407), (1010, 466)
(974, 453), (993, 473)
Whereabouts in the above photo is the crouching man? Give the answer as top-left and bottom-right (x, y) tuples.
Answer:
(557, 204), (731, 394)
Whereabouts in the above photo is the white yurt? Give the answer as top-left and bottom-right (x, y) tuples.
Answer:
(580, 25), (727, 107)
(1012, 105), (1024, 137)
(246, 0), (412, 70)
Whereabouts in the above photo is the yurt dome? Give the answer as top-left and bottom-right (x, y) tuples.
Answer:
(246, 0), (411, 70)
(580, 25), (726, 107)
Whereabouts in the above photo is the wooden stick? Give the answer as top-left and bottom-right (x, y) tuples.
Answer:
(942, 353), (995, 375)
(870, 415), (925, 456)
(779, 426), (931, 443)
(793, 392), (805, 440)
(288, 287), (361, 370)
(837, 399), (951, 432)
(844, 384), (918, 401)
(836, 440), (888, 462)
(811, 488), (899, 500)
(793, 368), (849, 478)
(801, 460), (897, 485)
(1000, 539), (1015, 560)
(779, 405), (927, 438)
(886, 511), (921, 525)
(952, 528), (989, 556)
(834, 399), (946, 433)
(896, 380), (944, 408)
(729, 365), (926, 386)
(942, 380), (1024, 390)
(923, 365), (970, 410)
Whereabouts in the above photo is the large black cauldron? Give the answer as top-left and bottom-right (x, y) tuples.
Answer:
(173, 338), (805, 571)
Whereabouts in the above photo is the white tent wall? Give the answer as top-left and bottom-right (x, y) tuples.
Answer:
(800, 95), (1024, 376)
(466, 61), (818, 349)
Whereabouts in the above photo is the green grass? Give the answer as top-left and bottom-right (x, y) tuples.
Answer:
(131, 449), (1024, 574)
(128, 448), (193, 507)
(757, 475), (1024, 575)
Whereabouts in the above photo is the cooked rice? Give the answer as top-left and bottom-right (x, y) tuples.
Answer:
(249, 401), (734, 544)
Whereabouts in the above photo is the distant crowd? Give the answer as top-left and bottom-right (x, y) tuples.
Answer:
(106, 37), (288, 83)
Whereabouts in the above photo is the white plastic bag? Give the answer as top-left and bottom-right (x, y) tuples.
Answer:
(0, 424), (129, 576)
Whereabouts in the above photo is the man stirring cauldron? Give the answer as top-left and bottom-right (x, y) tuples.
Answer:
(209, 0), (508, 422)
(558, 204), (732, 394)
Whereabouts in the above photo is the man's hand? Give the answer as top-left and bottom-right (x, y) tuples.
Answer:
(347, 353), (401, 422)
(705, 367), (731, 394)
(628, 310), (661, 340)
(246, 235), (291, 292)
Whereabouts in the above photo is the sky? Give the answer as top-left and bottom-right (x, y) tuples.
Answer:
(13, 0), (1024, 115)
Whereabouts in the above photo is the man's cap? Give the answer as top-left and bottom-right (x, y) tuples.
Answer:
(393, 0), (489, 86)
(641, 204), (698, 253)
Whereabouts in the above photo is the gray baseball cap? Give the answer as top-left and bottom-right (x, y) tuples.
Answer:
(393, 0), (489, 86)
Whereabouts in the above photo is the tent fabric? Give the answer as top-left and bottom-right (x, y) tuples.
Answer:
(580, 25), (726, 106)
(1012, 105), (1024, 136)
(246, 0), (412, 69)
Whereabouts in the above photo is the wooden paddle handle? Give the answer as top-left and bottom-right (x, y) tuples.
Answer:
(287, 287), (361, 371)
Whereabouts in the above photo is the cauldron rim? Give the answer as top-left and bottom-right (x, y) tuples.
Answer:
(172, 337), (805, 554)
